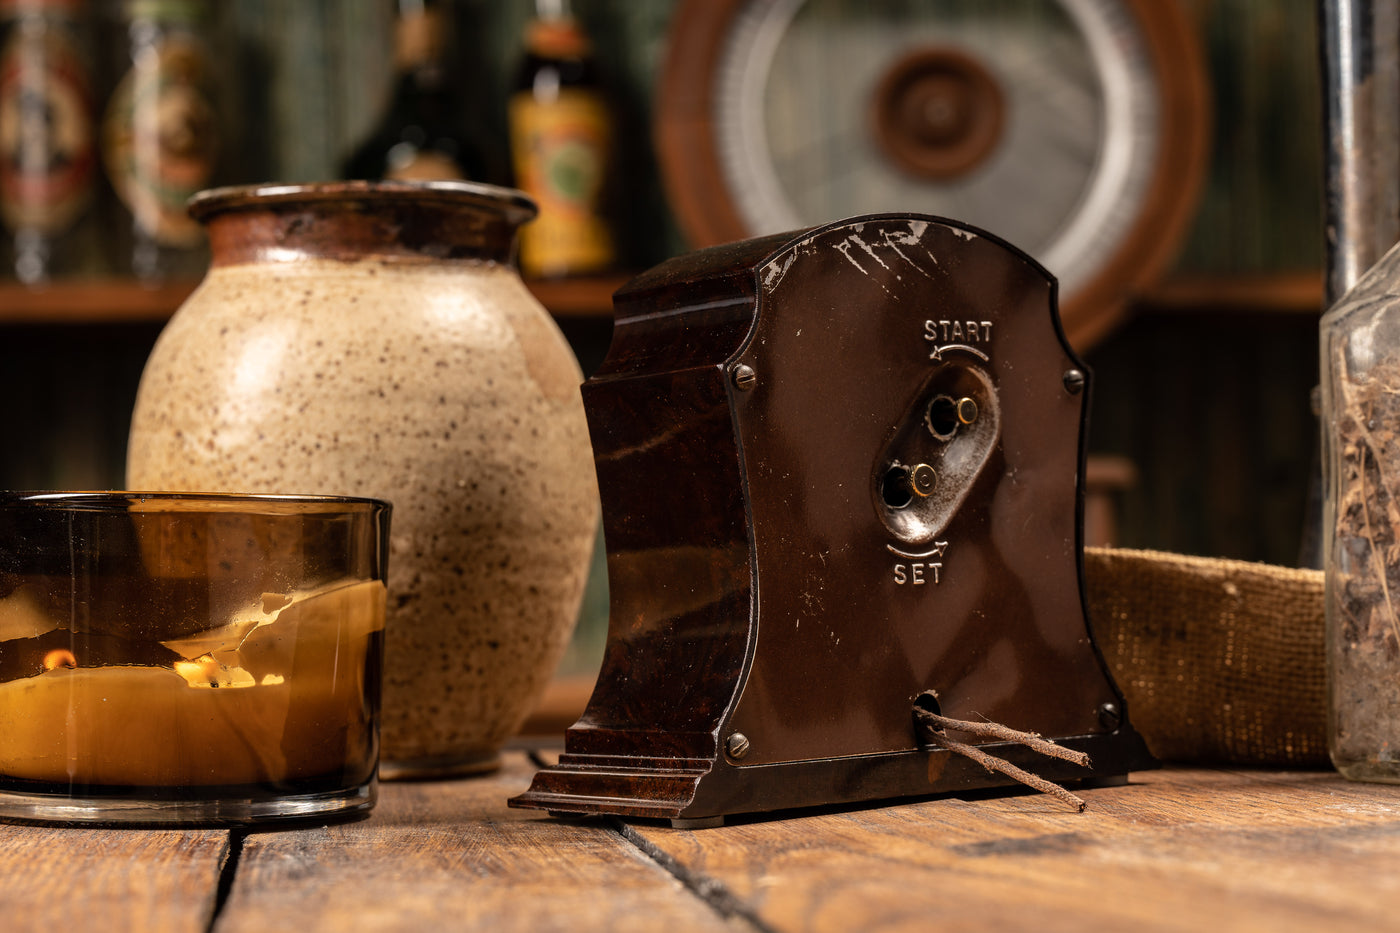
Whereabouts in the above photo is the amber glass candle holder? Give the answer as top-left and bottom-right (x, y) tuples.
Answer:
(0, 492), (390, 825)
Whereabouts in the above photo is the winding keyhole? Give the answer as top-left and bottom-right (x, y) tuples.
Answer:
(882, 465), (914, 509)
(876, 365), (999, 544)
(926, 395), (978, 440)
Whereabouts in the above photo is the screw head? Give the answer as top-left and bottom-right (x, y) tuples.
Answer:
(725, 732), (751, 760)
(1097, 702), (1121, 731)
(731, 364), (757, 391)
(909, 463), (938, 498)
(1063, 369), (1086, 394)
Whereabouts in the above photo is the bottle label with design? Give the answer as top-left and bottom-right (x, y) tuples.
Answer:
(103, 34), (217, 248)
(0, 9), (96, 236)
(509, 87), (614, 278)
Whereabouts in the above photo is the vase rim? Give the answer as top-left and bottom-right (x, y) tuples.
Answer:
(188, 180), (538, 226)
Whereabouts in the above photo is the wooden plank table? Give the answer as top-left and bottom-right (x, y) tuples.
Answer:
(5, 753), (1400, 932)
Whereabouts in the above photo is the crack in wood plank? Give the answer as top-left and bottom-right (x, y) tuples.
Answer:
(206, 829), (245, 933)
(612, 819), (779, 933)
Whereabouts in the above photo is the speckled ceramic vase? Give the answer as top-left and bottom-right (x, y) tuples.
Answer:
(126, 181), (599, 777)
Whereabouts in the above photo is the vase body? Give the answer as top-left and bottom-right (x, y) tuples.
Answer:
(1321, 239), (1400, 783)
(127, 181), (599, 776)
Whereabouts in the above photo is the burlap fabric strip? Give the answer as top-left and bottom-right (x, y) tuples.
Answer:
(1084, 546), (1327, 767)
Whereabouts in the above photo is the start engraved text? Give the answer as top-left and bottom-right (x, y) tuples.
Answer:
(924, 319), (993, 344)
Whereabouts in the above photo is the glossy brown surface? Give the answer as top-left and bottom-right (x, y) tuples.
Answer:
(512, 214), (1152, 824)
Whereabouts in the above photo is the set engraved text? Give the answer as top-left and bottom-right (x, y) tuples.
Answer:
(889, 540), (948, 586)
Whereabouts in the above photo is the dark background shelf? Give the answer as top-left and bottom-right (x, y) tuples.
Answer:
(1, 0), (1329, 567)
(0, 274), (630, 324)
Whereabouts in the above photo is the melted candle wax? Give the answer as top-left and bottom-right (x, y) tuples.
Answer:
(0, 580), (385, 788)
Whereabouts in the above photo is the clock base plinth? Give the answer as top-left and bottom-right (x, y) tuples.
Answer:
(510, 730), (1156, 825)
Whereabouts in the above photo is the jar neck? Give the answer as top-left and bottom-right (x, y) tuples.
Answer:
(191, 183), (534, 268)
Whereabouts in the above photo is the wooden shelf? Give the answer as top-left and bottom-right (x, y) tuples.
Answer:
(527, 273), (629, 318)
(0, 273), (629, 325)
(1135, 270), (1325, 314)
(0, 279), (199, 324)
(1, 271), (1326, 326)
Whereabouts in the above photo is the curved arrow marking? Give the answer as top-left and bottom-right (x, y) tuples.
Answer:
(887, 541), (950, 560)
(927, 344), (990, 364)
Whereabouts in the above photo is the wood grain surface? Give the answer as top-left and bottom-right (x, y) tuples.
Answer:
(216, 754), (743, 933)
(7, 757), (1400, 931)
(627, 767), (1400, 932)
(0, 823), (229, 933)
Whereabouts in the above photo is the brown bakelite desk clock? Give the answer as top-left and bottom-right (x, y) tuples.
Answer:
(511, 213), (1154, 827)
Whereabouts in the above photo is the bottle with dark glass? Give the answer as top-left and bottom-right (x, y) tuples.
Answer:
(508, 0), (615, 279)
(100, 0), (219, 282)
(0, 0), (102, 283)
(342, 0), (482, 182)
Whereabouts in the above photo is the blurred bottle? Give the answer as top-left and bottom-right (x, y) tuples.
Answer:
(343, 0), (484, 182)
(508, 0), (614, 279)
(0, 0), (102, 283)
(100, 0), (218, 282)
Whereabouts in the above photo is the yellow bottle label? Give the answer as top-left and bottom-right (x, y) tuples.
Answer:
(0, 18), (96, 235)
(102, 35), (218, 248)
(509, 87), (614, 278)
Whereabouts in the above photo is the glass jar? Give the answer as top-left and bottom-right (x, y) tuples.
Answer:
(1321, 239), (1400, 782)
(0, 491), (390, 825)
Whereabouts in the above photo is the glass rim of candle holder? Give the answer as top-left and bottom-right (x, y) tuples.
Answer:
(3, 489), (392, 508)
(0, 490), (392, 826)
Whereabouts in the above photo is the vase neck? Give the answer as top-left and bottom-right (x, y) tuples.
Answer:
(190, 182), (535, 268)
